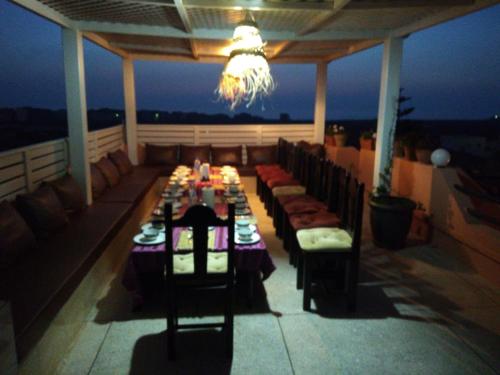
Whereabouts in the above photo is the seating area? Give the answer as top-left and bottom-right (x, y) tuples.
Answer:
(0, 149), (161, 352)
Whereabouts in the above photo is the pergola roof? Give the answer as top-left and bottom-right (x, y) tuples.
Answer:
(14, 0), (498, 63)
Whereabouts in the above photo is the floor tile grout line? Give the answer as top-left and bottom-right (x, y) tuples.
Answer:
(86, 323), (112, 375)
(277, 316), (296, 375)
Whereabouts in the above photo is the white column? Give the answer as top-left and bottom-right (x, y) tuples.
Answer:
(313, 62), (328, 144)
(373, 37), (403, 191)
(62, 28), (92, 204)
(123, 58), (138, 165)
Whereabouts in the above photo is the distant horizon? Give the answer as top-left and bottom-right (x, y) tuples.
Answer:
(1, 106), (498, 123)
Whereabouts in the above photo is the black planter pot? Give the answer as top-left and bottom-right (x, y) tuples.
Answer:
(369, 196), (416, 250)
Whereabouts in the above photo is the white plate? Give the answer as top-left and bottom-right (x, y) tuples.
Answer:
(134, 232), (165, 245)
(235, 232), (261, 245)
(142, 223), (165, 232)
(163, 191), (183, 198)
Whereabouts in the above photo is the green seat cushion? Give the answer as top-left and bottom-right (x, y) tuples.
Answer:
(296, 227), (352, 252)
(173, 252), (228, 274)
(272, 185), (306, 197)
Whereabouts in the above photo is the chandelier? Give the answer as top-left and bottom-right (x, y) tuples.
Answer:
(216, 15), (275, 110)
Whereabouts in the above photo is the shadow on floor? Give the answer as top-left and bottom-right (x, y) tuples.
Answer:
(93, 271), (272, 324)
(129, 329), (232, 375)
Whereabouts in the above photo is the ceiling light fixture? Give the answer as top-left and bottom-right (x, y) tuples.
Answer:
(216, 13), (275, 110)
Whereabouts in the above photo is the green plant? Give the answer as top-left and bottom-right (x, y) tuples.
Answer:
(400, 131), (419, 147)
(325, 124), (334, 136)
(416, 135), (435, 149)
(361, 130), (374, 139)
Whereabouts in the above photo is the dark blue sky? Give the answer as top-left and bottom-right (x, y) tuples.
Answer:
(0, 0), (499, 120)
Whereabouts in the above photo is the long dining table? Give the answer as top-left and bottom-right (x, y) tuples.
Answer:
(121, 166), (276, 308)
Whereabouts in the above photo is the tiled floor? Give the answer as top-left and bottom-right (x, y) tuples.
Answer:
(56, 194), (500, 375)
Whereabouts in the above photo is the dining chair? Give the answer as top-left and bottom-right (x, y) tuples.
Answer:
(164, 203), (235, 360)
(295, 180), (365, 312)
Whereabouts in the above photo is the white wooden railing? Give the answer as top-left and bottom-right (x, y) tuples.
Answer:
(1, 123), (313, 200)
(0, 124), (124, 201)
(137, 124), (314, 146)
(137, 123), (314, 164)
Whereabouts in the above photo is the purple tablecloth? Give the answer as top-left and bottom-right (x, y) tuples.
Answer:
(122, 225), (276, 296)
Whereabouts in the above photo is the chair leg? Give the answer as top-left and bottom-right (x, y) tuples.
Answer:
(166, 285), (176, 360)
(347, 259), (359, 312)
(296, 249), (303, 289)
(224, 286), (234, 358)
(302, 255), (312, 311)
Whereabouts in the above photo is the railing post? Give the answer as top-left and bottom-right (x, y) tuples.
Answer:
(23, 150), (34, 192)
(62, 27), (92, 205)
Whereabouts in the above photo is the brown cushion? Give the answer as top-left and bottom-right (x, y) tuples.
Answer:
(0, 201), (36, 268)
(16, 184), (69, 239)
(47, 175), (86, 213)
(246, 145), (277, 166)
(145, 144), (179, 166)
(211, 145), (242, 166)
(95, 157), (120, 187)
(109, 149), (133, 175)
(180, 145), (210, 165)
(90, 164), (107, 199)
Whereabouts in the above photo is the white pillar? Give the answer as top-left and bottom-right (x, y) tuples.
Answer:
(313, 62), (328, 144)
(62, 28), (92, 204)
(373, 37), (403, 191)
(123, 58), (138, 165)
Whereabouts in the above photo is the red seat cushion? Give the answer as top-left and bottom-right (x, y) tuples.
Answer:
(284, 199), (326, 215)
(279, 194), (316, 207)
(267, 178), (300, 189)
(290, 211), (341, 231)
(256, 164), (280, 174)
(261, 171), (290, 182)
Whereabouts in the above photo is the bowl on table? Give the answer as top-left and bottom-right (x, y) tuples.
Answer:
(142, 227), (159, 239)
(237, 227), (253, 241)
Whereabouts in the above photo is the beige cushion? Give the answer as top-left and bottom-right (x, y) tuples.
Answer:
(296, 227), (352, 252)
(173, 252), (228, 274)
(272, 185), (306, 197)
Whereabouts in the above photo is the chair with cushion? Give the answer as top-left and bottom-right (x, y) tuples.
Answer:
(164, 203), (235, 360)
(296, 181), (364, 312)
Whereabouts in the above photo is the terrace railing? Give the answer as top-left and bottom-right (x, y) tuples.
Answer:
(137, 123), (314, 164)
(0, 124), (124, 201)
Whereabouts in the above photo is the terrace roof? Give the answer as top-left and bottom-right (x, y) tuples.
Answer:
(13, 0), (497, 63)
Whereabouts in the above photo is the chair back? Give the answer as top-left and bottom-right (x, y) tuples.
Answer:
(164, 204), (235, 280)
(277, 137), (287, 166)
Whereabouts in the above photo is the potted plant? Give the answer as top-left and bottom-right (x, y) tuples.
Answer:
(411, 203), (433, 243)
(415, 136), (434, 164)
(369, 104), (416, 250)
(360, 131), (375, 150)
(325, 125), (335, 146)
(332, 124), (347, 147)
(400, 132), (418, 161)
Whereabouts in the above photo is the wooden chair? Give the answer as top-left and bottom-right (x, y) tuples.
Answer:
(295, 180), (365, 312)
(164, 203), (235, 360)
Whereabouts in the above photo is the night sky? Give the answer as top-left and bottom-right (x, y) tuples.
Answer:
(0, 0), (499, 120)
